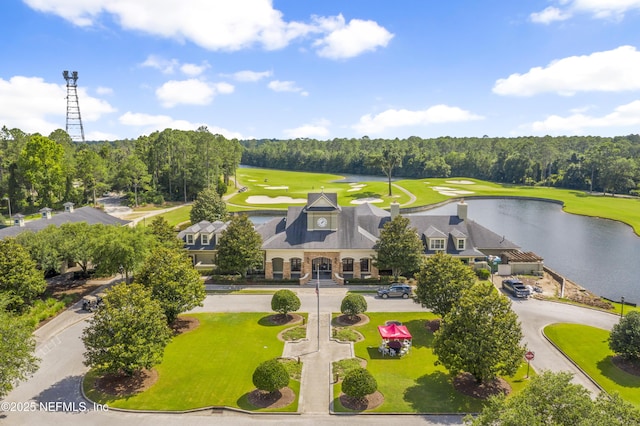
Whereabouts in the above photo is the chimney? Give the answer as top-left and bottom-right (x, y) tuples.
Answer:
(63, 202), (75, 213)
(457, 199), (468, 221)
(13, 213), (25, 227)
(40, 207), (53, 219)
(390, 201), (400, 219)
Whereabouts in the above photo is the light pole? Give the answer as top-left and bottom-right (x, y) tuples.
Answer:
(316, 261), (320, 351)
(621, 296), (625, 317)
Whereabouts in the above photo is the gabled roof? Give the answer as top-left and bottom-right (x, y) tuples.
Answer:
(304, 192), (341, 212)
(0, 206), (130, 239)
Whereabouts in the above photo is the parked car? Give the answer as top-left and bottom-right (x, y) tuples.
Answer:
(502, 279), (529, 298)
(82, 292), (105, 311)
(377, 283), (412, 299)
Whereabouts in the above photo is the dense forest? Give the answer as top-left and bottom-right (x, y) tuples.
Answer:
(0, 126), (241, 216)
(242, 135), (640, 195)
(2, 126), (639, 218)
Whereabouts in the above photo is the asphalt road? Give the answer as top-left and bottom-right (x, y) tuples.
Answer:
(2, 287), (620, 425)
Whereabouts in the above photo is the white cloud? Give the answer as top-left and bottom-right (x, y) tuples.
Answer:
(283, 119), (330, 138)
(493, 46), (640, 96)
(530, 0), (640, 23)
(86, 130), (119, 141)
(180, 62), (210, 77)
(226, 70), (273, 82)
(353, 105), (484, 134)
(156, 79), (234, 107)
(119, 111), (243, 139)
(527, 100), (640, 134)
(24, 1), (392, 59)
(530, 6), (571, 24)
(313, 15), (394, 59)
(268, 80), (308, 96)
(140, 55), (179, 74)
(0, 75), (115, 135)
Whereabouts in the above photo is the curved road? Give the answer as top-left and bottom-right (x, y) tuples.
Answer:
(3, 287), (620, 425)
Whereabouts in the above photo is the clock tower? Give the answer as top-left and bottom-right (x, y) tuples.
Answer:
(304, 192), (341, 231)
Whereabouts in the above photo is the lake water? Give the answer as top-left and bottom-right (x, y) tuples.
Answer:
(417, 199), (640, 303)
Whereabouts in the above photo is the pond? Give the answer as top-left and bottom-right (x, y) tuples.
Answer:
(417, 199), (640, 304)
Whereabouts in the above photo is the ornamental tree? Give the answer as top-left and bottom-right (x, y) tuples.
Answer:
(373, 215), (424, 279)
(340, 294), (368, 320)
(0, 238), (46, 311)
(0, 296), (39, 397)
(271, 289), (301, 319)
(609, 311), (640, 360)
(215, 214), (263, 277)
(82, 283), (172, 376)
(414, 251), (476, 317)
(434, 282), (524, 383)
(252, 358), (289, 394)
(342, 368), (377, 401)
(467, 371), (640, 426)
(135, 246), (205, 324)
(190, 186), (227, 223)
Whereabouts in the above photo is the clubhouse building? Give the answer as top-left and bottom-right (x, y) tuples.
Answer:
(179, 192), (541, 284)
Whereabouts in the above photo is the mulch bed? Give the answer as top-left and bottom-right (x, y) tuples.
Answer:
(334, 314), (370, 326)
(425, 318), (441, 333)
(171, 316), (200, 335)
(94, 368), (159, 397)
(339, 391), (384, 411)
(453, 372), (511, 399)
(247, 387), (295, 409)
(612, 355), (640, 377)
(267, 313), (304, 326)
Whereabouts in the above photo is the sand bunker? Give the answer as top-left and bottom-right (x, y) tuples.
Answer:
(431, 186), (475, 196)
(265, 186), (289, 190)
(246, 196), (307, 204)
(446, 180), (475, 185)
(350, 197), (383, 204)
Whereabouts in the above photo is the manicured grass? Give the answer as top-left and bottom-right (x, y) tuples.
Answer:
(232, 168), (410, 210)
(84, 313), (300, 412)
(544, 323), (640, 407)
(157, 205), (191, 228)
(282, 325), (307, 341)
(332, 312), (532, 413)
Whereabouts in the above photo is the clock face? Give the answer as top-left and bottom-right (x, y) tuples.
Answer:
(317, 217), (328, 228)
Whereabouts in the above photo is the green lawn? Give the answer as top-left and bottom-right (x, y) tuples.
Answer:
(332, 312), (532, 413)
(544, 323), (640, 407)
(84, 313), (301, 412)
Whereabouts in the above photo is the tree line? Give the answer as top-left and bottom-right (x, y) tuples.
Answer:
(0, 126), (242, 216)
(242, 135), (640, 195)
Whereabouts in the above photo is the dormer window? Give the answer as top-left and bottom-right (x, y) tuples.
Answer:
(457, 238), (466, 250)
(201, 234), (209, 245)
(429, 239), (446, 250)
(186, 234), (194, 245)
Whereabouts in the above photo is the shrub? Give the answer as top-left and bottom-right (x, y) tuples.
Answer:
(475, 268), (491, 280)
(342, 367), (377, 400)
(340, 294), (367, 320)
(252, 358), (289, 394)
(271, 289), (301, 318)
(609, 311), (640, 360)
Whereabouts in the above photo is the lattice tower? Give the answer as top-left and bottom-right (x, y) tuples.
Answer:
(62, 70), (85, 142)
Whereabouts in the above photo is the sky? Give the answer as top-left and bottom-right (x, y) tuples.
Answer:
(2, 0), (640, 141)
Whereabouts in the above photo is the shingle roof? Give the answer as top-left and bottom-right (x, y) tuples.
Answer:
(0, 206), (130, 239)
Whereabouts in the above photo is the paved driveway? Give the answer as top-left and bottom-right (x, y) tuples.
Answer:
(2, 287), (620, 425)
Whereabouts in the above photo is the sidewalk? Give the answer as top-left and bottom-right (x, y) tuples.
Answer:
(283, 313), (353, 413)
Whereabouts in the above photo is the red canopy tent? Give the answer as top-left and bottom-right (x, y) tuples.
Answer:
(377, 323), (412, 340)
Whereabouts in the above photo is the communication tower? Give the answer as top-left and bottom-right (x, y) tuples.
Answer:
(62, 70), (85, 142)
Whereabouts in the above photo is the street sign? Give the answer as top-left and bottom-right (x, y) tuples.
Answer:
(525, 351), (535, 361)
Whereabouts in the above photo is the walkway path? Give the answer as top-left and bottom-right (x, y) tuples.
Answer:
(283, 313), (352, 413)
(392, 183), (417, 206)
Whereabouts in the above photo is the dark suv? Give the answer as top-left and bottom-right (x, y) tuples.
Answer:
(502, 279), (529, 298)
(377, 283), (412, 299)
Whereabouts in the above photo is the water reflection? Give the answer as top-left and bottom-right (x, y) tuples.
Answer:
(417, 199), (640, 303)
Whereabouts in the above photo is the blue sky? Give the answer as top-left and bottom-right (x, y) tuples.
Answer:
(2, 0), (640, 141)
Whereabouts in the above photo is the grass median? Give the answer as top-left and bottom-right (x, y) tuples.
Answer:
(544, 323), (640, 407)
(84, 312), (303, 412)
